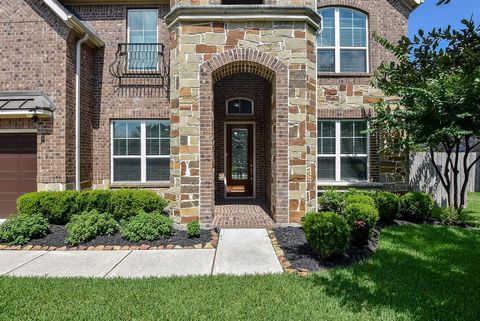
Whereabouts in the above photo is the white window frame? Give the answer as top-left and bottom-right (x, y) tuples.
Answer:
(110, 120), (170, 184)
(127, 9), (159, 71)
(318, 7), (369, 73)
(317, 120), (370, 182)
(225, 97), (254, 116)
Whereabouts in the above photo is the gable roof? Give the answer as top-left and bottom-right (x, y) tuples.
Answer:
(43, 0), (104, 48)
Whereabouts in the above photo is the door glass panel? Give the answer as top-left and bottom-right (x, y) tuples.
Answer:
(231, 128), (249, 180)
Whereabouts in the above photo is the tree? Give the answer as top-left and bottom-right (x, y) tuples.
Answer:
(371, 19), (480, 210)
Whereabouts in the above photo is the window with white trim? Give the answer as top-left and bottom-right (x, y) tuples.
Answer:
(112, 120), (170, 183)
(226, 98), (254, 115)
(317, 120), (369, 181)
(127, 9), (159, 70)
(317, 7), (368, 73)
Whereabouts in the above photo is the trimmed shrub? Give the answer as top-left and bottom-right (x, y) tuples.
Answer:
(374, 192), (400, 222)
(302, 211), (350, 259)
(0, 214), (49, 245)
(109, 190), (168, 221)
(346, 194), (376, 207)
(317, 190), (346, 214)
(17, 192), (49, 217)
(17, 191), (78, 224)
(400, 192), (434, 222)
(344, 203), (379, 245)
(187, 221), (201, 238)
(40, 191), (79, 224)
(76, 190), (112, 213)
(65, 210), (118, 246)
(121, 210), (173, 242)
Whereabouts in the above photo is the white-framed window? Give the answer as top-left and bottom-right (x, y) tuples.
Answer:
(127, 9), (159, 70)
(111, 120), (170, 183)
(226, 98), (254, 115)
(317, 7), (369, 73)
(317, 120), (369, 181)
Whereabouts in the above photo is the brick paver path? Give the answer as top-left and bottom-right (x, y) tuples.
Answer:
(213, 199), (276, 228)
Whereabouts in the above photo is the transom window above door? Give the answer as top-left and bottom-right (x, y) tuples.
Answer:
(127, 9), (159, 71)
(317, 120), (369, 182)
(317, 7), (368, 73)
(111, 120), (170, 183)
(226, 98), (254, 115)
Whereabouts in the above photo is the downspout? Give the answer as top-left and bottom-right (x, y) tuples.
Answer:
(75, 34), (89, 191)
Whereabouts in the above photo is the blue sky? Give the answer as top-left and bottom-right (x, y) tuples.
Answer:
(409, 0), (480, 37)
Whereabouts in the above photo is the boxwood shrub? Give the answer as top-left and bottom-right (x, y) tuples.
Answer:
(65, 210), (118, 246)
(0, 213), (49, 245)
(400, 192), (434, 222)
(16, 189), (169, 224)
(187, 221), (201, 238)
(374, 192), (400, 222)
(109, 190), (168, 221)
(344, 203), (379, 245)
(121, 210), (173, 242)
(302, 211), (350, 259)
(346, 194), (376, 207)
(317, 190), (346, 214)
(17, 191), (79, 224)
(76, 190), (112, 213)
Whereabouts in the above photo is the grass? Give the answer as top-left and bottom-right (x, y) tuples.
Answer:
(463, 192), (480, 227)
(0, 224), (479, 321)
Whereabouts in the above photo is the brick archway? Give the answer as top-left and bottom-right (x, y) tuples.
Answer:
(199, 48), (289, 224)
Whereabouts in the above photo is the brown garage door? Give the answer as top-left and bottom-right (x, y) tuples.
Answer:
(0, 134), (37, 218)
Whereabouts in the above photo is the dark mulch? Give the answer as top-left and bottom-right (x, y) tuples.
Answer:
(24, 225), (212, 248)
(274, 224), (384, 272)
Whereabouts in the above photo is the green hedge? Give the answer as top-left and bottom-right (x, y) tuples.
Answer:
(400, 192), (434, 222)
(121, 210), (173, 242)
(16, 189), (169, 224)
(0, 213), (49, 245)
(344, 203), (379, 245)
(317, 190), (346, 214)
(302, 211), (350, 259)
(374, 192), (400, 222)
(66, 210), (118, 246)
(346, 194), (376, 207)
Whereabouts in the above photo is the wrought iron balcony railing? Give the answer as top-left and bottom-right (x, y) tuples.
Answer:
(109, 43), (169, 89)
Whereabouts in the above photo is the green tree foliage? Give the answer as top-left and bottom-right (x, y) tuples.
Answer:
(371, 19), (480, 209)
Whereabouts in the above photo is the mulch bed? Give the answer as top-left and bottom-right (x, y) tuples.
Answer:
(0, 224), (217, 251)
(271, 224), (383, 274)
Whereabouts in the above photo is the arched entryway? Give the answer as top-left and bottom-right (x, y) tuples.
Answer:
(199, 49), (289, 226)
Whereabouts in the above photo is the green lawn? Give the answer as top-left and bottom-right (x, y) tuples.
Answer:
(463, 192), (480, 227)
(1, 224), (479, 321)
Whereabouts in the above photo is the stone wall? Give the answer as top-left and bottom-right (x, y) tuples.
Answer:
(168, 15), (318, 224)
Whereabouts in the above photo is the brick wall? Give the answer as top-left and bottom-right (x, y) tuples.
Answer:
(0, 0), (73, 189)
(67, 4), (171, 189)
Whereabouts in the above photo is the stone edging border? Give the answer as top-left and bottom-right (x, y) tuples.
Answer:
(0, 230), (218, 251)
(267, 230), (310, 276)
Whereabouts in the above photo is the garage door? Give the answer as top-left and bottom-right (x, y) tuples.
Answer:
(0, 134), (37, 218)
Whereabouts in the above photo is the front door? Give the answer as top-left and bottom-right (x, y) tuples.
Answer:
(226, 124), (254, 198)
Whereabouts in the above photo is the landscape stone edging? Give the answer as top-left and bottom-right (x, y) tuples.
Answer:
(0, 230), (218, 251)
(267, 230), (310, 277)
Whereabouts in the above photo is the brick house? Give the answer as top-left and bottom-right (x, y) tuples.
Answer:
(0, 0), (421, 225)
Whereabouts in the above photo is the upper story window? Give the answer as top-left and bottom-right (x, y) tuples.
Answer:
(226, 98), (254, 115)
(127, 9), (159, 71)
(317, 8), (368, 73)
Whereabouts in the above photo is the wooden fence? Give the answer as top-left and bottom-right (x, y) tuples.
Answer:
(409, 152), (479, 206)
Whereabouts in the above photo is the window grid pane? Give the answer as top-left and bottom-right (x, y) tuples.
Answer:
(112, 120), (170, 183)
(128, 10), (158, 71)
(318, 120), (368, 182)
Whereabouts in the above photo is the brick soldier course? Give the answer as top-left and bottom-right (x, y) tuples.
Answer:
(0, 0), (420, 226)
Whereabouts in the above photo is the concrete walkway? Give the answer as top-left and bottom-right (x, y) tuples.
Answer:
(0, 229), (282, 278)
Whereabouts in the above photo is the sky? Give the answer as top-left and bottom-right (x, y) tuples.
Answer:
(408, 0), (480, 37)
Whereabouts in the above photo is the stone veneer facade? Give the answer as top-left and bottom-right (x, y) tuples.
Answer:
(0, 0), (417, 226)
